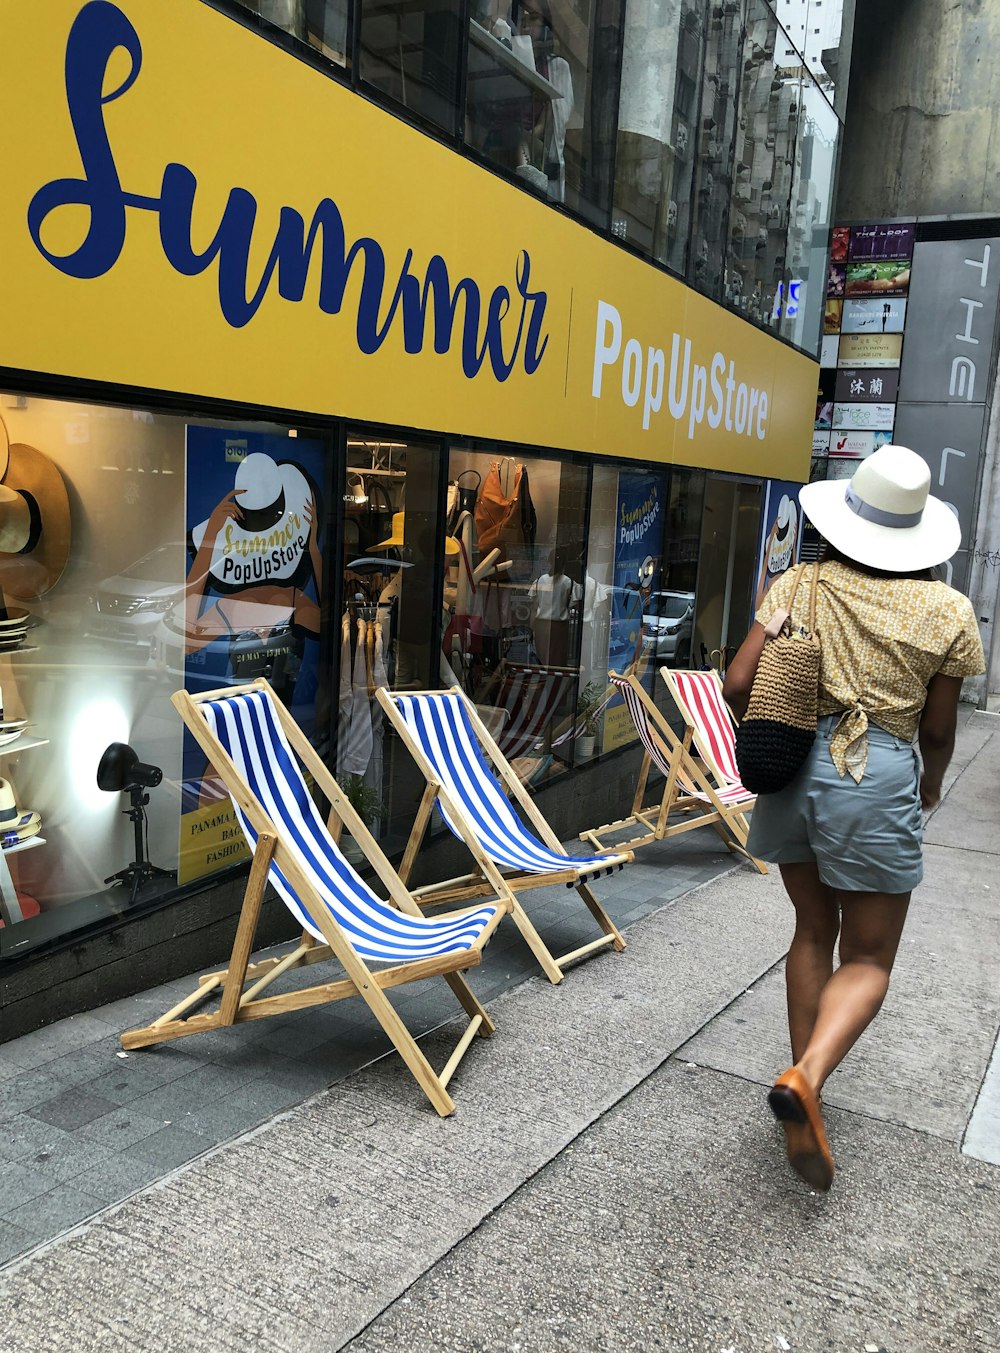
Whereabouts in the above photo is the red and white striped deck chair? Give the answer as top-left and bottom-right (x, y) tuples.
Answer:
(581, 671), (765, 872)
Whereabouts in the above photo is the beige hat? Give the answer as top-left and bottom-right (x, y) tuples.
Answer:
(374, 511), (460, 557)
(798, 445), (960, 572)
(0, 777), (40, 846)
(0, 443), (71, 600)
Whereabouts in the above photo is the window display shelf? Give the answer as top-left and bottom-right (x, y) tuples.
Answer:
(0, 734), (49, 756)
(468, 20), (562, 101)
(1, 835), (45, 857)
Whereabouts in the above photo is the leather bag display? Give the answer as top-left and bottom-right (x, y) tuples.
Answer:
(475, 460), (537, 559)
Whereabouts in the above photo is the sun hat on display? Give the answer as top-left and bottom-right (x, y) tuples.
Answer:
(373, 512), (460, 557)
(0, 442), (72, 601)
(0, 777), (40, 846)
(798, 445), (960, 572)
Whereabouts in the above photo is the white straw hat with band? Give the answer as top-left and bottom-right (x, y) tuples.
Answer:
(798, 445), (961, 572)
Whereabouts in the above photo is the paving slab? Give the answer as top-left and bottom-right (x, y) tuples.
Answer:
(679, 842), (1000, 1141)
(346, 1063), (1000, 1353)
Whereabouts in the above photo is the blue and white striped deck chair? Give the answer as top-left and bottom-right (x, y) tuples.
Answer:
(376, 686), (632, 985)
(580, 671), (764, 871)
(121, 680), (510, 1117)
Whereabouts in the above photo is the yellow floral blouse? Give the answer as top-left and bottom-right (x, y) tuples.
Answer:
(755, 560), (985, 781)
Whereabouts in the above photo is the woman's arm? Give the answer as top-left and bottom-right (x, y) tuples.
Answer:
(918, 671), (962, 809)
(722, 622), (767, 721)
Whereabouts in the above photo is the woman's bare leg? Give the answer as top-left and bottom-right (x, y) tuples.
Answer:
(779, 862), (841, 1063)
(796, 889), (911, 1095)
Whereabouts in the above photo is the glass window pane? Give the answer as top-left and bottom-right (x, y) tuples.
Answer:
(722, 2), (794, 331)
(341, 433), (444, 857)
(690, 0), (745, 302)
(359, 0), (463, 134)
(613, 1), (706, 272)
(227, 0), (350, 66)
(443, 445), (588, 780)
(780, 75), (839, 356)
(467, 1), (624, 227)
(0, 396), (333, 959)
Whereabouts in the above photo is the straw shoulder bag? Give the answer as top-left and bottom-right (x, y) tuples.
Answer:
(735, 562), (821, 795)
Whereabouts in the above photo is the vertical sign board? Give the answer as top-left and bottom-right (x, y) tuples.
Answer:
(896, 238), (1000, 593)
(754, 480), (803, 611)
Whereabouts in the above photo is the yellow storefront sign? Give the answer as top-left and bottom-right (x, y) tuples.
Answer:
(0, 0), (816, 480)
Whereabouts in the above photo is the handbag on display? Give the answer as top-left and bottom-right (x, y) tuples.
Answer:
(734, 562), (821, 795)
(475, 460), (536, 558)
(355, 480), (395, 552)
(446, 469), (481, 538)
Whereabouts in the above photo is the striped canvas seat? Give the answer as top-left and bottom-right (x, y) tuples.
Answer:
(377, 685), (633, 984)
(204, 690), (498, 962)
(580, 671), (764, 871)
(121, 680), (509, 1117)
(492, 664), (573, 760)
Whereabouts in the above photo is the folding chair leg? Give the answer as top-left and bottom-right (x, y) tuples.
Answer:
(504, 896), (566, 984)
(354, 977), (458, 1116)
(444, 972), (496, 1036)
(573, 883), (626, 953)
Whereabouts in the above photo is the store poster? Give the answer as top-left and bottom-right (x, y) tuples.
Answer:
(830, 430), (876, 459)
(832, 403), (896, 431)
(602, 471), (662, 753)
(754, 479), (803, 612)
(178, 427), (326, 884)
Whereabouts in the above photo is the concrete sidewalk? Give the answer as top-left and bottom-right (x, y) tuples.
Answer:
(0, 712), (997, 1352)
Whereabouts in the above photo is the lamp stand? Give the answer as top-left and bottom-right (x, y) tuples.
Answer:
(105, 785), (174, 907)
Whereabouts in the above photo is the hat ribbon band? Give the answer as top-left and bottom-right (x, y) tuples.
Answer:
(0, 805), (17, 824)
(844, 484), (923, 529)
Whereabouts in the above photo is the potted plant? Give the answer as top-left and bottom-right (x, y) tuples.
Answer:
(341, 774), (386, 863)
(575, 679), (604, 761)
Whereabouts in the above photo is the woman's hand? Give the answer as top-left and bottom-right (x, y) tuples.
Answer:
(204, 489), (247, 541)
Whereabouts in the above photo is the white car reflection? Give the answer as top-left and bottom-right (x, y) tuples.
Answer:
(641, 590), (695, 665)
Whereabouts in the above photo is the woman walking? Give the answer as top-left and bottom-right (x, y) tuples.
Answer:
(724, 446), (984, 1190)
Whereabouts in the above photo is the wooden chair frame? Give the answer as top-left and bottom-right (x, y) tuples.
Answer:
(120, 681), (510, 1117)
(581, 670), (766, 873)
(376, 685), (631, 986)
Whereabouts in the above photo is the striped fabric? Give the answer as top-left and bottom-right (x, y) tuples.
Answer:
(610, 676), (753, 807)
(494, 666), (572, 759)
(201, 690), (498, 962)
(391, 692), (623, 879)
(669, 670), (744, 786)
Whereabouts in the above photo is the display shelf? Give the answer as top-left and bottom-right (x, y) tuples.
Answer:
(1, 835), (45, 857)
(468, 20), (561, 100)
(0, 734), (48, 756)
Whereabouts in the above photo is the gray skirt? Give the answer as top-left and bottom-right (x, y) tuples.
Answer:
(745, 714), (923, 894)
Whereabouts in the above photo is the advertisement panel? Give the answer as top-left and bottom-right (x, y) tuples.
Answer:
(178, 427), (326, 883)
(848, 224), (915, 261)
(834, 368), (899, 403)
(841, 298), (907, 334)
(837, 334), (903, 368)
(602, 471), (662, 753)
(754, 480), (803, 612)
(0, 0), (816, 481)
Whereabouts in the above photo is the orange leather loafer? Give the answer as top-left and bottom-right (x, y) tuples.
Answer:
(768, 1064), (835, 1191)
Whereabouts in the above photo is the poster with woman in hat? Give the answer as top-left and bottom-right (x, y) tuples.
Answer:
(178, 427), (326, 883)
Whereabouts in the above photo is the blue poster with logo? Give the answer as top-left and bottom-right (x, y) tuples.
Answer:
(603, 471), (663, 752)
(178, 426), (326, 882)
(754, 478), (803, 613)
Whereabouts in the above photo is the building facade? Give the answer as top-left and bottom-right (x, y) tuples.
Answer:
(0, 0), (835, 1034)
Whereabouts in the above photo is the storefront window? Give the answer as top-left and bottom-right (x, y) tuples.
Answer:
(0, 397), (333, 959)
(440, 445), (587, 784)
(224, 0), (350, 65)
(340, 432), (445, 855)
(466, 1), (625, 227)
(613, 0), (706, 273)
(359, 0), (463, 133)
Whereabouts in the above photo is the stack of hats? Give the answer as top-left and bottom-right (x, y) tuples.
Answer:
(0, 608), (33, 653)
(0, 777), (40, 849)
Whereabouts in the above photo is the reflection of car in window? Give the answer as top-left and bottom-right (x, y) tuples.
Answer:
(86, 544), (198, 649)
(641, 590), (695, 665)
(152, 597), (302, 696)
